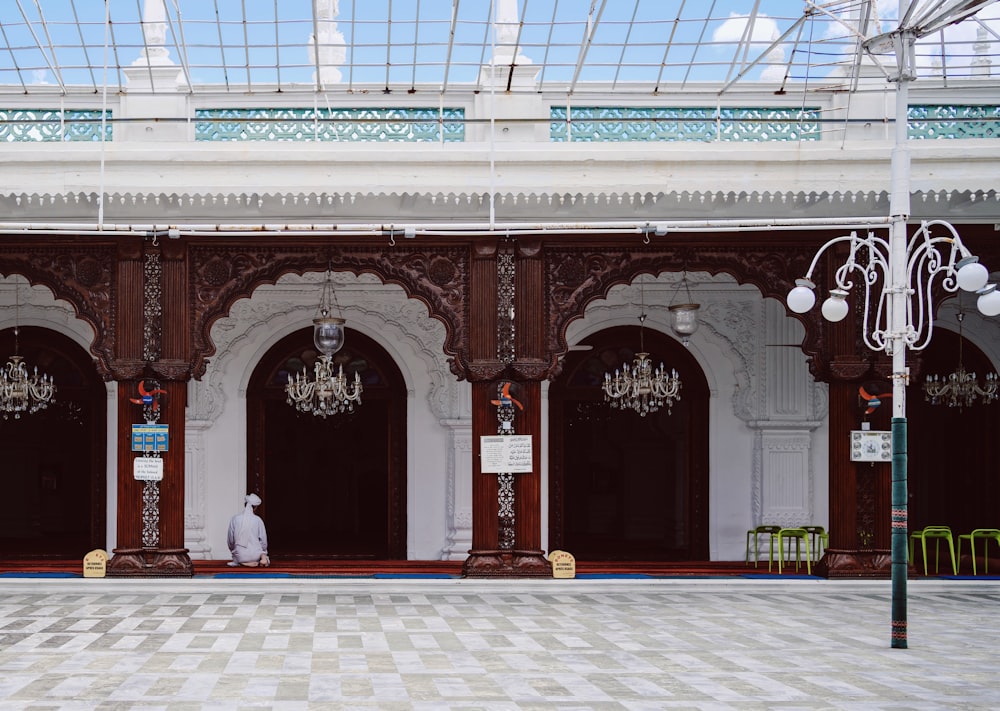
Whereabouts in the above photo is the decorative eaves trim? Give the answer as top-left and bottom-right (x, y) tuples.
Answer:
(1, 189), (998, 224)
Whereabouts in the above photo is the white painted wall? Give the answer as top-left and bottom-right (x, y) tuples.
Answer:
(188, 271), (470, 560)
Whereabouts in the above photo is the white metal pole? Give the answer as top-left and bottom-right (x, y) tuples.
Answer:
(888, 24), (913, 651)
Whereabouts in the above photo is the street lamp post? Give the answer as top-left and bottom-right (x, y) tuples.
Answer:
(787, 0), (1000, 648)
(787, 221), (999, 648)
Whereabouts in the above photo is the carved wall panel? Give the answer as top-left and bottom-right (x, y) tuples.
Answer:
(544, 241), (828, 381)
(189, 243), (470, 380)
(760, 434), (814, 527)
(0, 244), (116, 378)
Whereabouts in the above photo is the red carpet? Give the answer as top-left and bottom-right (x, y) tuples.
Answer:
(1, 558), (760, 577)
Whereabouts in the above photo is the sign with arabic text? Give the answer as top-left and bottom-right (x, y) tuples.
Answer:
(480, 435), (533, 473)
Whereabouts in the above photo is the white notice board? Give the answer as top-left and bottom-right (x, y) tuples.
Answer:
(480, 435), (533, 473)
(133, 457), (164, 481)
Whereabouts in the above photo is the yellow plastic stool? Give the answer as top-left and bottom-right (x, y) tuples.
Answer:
(957, 529), (1000, 575)
(745, 525), (781, 568)
(908, 526), (957, 576)
(774, 527), (811, 575)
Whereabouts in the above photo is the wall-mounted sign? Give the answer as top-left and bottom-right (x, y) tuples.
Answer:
(851, 430), (891, 462)
(133, 456), (164, 481)
(132, 424), (169, 452)
(480, 435), (533, 473)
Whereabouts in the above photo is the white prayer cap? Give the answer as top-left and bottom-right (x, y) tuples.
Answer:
(245, 493), (262, 506)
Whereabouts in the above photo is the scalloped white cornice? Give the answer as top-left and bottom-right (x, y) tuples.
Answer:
(1, 188), (998, 223)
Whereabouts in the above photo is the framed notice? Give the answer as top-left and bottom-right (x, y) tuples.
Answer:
(132, 424), (169, 452)
(850, 430), (891, 462)
(480, 435), (533, 473)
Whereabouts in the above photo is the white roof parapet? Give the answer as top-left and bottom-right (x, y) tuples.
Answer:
(1, 140), (998, 199)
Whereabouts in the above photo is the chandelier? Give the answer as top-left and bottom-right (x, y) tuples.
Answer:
(1, 277), (56, 419)
(923, 303), (998, 408)
(602, 275), (682, 416)
(668, 270), (700, 346)
(285, 269), (363, 418)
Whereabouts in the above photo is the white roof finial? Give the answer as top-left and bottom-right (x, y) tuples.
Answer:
(133, 0), (174, 67)
(492, 0), (531, 65)
(309, 0), (347, 85)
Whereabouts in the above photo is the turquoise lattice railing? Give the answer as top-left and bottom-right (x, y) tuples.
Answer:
(0, 109), (112, 142)
(195, 107), (465, 142)
(550, 107), (821, 142)
(909, 105), (1000, 139)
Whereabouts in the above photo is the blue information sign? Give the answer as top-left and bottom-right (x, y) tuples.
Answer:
(131, 424), (169, 452)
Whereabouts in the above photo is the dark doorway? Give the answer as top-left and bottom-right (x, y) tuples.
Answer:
(549, 325), (709, 560)
(247, 328), (406, 559)
(0, 327), (106, 558)
(907, 325), (1000, 533)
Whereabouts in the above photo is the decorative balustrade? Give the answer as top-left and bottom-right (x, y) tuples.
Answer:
(2, 105), (996, 143)
(194, 107), (465, 142)
(0, 109), (111, 142)
(550, 106), (822, 142)
(909, 105), (1000, 139)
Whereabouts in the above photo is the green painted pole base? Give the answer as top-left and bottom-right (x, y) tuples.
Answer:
(891, 416), (908, 649)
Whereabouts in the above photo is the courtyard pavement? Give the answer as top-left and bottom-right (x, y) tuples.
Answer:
(0, 576), (998, 709)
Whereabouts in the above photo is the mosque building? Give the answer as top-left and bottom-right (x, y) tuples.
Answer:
(1, 1), (998, 577)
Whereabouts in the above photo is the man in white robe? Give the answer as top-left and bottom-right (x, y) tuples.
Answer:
(227, 493), (270, 567)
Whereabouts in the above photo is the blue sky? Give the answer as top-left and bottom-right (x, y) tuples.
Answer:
(1, 1), (997, 92)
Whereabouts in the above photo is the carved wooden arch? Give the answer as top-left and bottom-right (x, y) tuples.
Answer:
(544, 237), (839, 381)
(189, 241), (469, 380)
(0, 244), (117, 379)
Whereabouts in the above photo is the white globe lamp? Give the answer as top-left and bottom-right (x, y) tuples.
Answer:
(977, 285), (1000, 317)
(786, 278), (816, 314)
(821, 289), (850, 322)
(956, 257), (989, 293)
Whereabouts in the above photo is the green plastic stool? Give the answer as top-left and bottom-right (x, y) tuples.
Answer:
(745, 525), (781, 568)
(803, 525), (829, 561)
(909, 526), (957, 576)
(774, 527), (811, 575)
(957, 529), (1000, 575)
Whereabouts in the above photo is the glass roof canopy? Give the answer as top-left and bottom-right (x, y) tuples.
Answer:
(0, 1), (997, 97)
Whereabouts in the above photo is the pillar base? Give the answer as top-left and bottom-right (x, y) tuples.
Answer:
(107, 547), (194, 578)
(813, 549), (893, 578)
(462, 549), (552, 578)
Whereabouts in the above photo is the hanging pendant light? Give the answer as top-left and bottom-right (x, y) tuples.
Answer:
(602, 274), (682, 416)
(1, 276), (56, 419)
(923, 300), (998, 408)
(668, 270), (700, 346)
(285, 268), (363, 417)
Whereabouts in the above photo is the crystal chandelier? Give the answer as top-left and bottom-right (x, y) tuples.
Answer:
(602, 275), (682, 416)
(285, 269), (363, 418)
(923, 305), (998, 408)
(1, 277), (56, 419)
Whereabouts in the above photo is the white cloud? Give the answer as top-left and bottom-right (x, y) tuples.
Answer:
(713, 13), (785, 81)
(713, 13), (780, 45)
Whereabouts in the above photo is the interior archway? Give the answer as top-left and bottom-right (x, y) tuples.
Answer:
(907, 326), (1000, 533)
(247, 327), (407, 559)
(549, 325), (710, 561)
(0, 326), (106, 558)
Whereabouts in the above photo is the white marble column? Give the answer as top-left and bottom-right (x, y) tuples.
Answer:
(440, 419), (473, 560)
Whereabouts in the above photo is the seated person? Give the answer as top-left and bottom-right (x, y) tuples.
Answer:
(227, 493), (270, 567)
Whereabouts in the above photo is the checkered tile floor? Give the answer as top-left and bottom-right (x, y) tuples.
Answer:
(1, 578), (998, 709)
